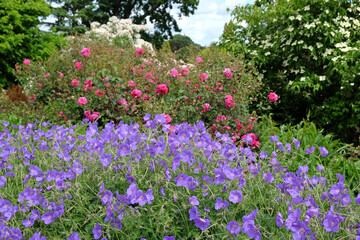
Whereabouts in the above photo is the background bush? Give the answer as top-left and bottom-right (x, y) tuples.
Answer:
(0, 0), (66, 88)
(218, 0), (360, 144)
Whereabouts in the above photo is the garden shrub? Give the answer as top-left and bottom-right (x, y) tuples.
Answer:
(0, 116), (359, 239)
(218, 0), (360, 144)
(14, 34), (262, 145)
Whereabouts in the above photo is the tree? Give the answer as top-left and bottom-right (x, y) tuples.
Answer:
(0, 0), (65, 88)
(45, 0), (200, 48)
(168, 34), (194, 52)
(219, 0), (360, 143)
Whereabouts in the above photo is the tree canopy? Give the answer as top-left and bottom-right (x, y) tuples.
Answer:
(0, 0), (64, 88)
(45, 0), (200, 48)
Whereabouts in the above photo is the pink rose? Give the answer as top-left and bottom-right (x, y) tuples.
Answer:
(72, 79), (79, 87)
(95, 89), (104, 97)
(78, 97), (88, 106)
(181, 67), (189, 76)
(24, 59), (31, 65)
(268, 92), (278, 101)
(127, 80), (136, 89)
(202, 103), (211, 113)
(38, 83), (42, 87)
(169, 69), (179, 78)
(135, 48), (144, 56)
(84, 110), (100, 121)
(131, 89), (142, 99)
(198, 73), (208, 82)
(225, 95), (235, 108)
(162, 114), (172, 124)
(156, 84), (169, 95)
(45, 73), (50, 78)
(81, 48), (91, 57)
(75, 62), (82, 70)
(223, 68), (233, 79)
(196, 57), (203, 63)
(30, 96), (35, 102)
(15, 65), (19, 69)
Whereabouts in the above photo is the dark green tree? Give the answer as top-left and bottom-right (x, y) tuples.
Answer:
(168, 34), (194, 52)
(45, 0), (200, 47)
(0, 0), (65, 88)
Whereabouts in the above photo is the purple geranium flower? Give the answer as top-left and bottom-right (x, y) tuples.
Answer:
(22, 218), (34, 227)
(226, 221), (241, 235)
(194, 217), (210, 231)
(354, 193), (360, 206)
(29, 232), (47, 240)
(189, 196), (199, 206)
(163, 237), (175, 240)
(189, 206), (200, 220)
(229, 190), (243, 203)
(41, 212), (55, 224)
(319, 146), (328, 157)
(93, 223), (102, 239)
(323, 214), (339, 232)
(100, 153), (112, 167)
(262, 172), (274, 183)
(68, 232), (81, 240)
(270, 135), (278, 143)
(101, 190), (113, 205)
(276, 212), (283, 229)
(215, 197), (229, 210)
(305, 146), (315, 154)
(316, 165), (324, 172)
(291, 220), (311, 240)
(0, 176), (6, 188)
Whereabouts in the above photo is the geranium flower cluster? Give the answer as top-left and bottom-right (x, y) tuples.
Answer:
(0, 116), (359, 239)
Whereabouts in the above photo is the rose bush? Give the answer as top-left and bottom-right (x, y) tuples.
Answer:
(14, 34), (263, 146)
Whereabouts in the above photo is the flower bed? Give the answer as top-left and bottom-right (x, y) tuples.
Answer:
(0, 116), (359, 239)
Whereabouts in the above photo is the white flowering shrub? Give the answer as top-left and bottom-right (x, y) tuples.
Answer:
(219, 0), (360, 143)
(86, 16), (153, 51)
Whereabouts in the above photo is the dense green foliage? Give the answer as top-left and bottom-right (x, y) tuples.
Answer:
(219, 0), (360, 144)
(46, 0), (200, 48)
(0, 0), (65, 88)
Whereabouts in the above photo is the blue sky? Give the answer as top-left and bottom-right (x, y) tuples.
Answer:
(168, 0), (255, 46)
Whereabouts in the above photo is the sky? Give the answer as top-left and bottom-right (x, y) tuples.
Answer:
(42, 0), (254, 47)
(168, 0), (254, 46)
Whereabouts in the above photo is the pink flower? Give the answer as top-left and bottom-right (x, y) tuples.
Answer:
(156, 84), (169, 95)
(268, 92), (279, 101)
(30, 96), (35, 102)
(81, 48), (91, 57)
(196, 57), (203, 63)
(45, 73), (50, 78)
(162, 114), (172, 124)
(15, 65), (19, 69)
(202, 103), (211, 113)
(38, 83), (42, 87)
(127, 80), (136, 89)
(84, 110), (100, 121)
(223, 68), (233, 79)
(169, 69), (179, 78)
(58, 72), (64, 77)
(135, 48), (144, 56)
(225, 95), (236, 108)
(24, 59), (31, 65)
(72, 79), (79, 87)
(198, 73), (208, 81)
(131, 89), (142, 99)
(95, 89), (104, 97)
(75, 62), (82, 70)
(181, 67), (189, 76)
(78, 97), (88, 106)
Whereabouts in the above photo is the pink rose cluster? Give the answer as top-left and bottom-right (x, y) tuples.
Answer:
(241, 133), (260, 148)
(78, 97), (88, 106)
(225, 95), (236, 108)
(161, 114), (172, 124)
(268, 92), (279, 101)
(131, 89), (142, 99)
(156, 84), (169, 95)
(23, 59), (31, 65)
(135, 48), (144, 56)
(196, 57), (203, 63)
(84, 110), (100, 121)
(81, 48), (91, 57)
(198, 73), (208, 82)
(223, 68), (233, 79)
(75, 62), (82, 70)
(202, 103), (211, 113)
(169, 69), (179, 78)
